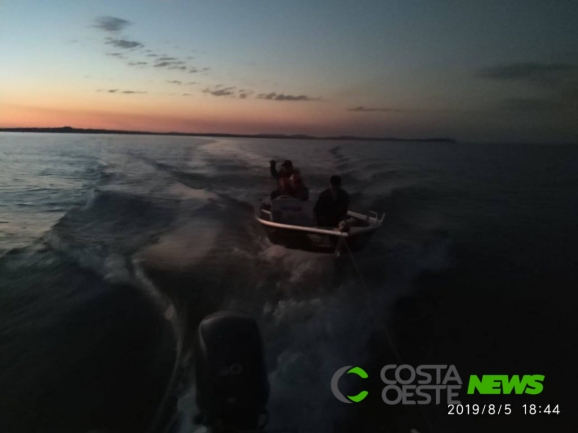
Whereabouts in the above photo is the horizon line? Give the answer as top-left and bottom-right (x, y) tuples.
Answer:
(0, 126), (457, 143)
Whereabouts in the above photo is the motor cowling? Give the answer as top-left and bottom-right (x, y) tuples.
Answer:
(194, 311), (269, 432)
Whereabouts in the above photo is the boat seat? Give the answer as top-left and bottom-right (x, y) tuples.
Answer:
(271, 196), (316, 226)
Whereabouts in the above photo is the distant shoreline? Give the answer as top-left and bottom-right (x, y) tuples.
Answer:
(0, 126), (457, 143)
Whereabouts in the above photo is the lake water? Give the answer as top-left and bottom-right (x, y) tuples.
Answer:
(1, 133), (576, 432)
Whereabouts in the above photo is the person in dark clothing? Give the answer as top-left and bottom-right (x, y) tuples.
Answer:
(270, 160), (300, 200)
(314, 175), (349, 227)
(290, 173), (309, 201)
(270, 160), (295, 180)
(270, 176), (294, 200)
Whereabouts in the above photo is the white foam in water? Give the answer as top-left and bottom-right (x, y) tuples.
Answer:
(44, 231), (131, 284)
(167, 182), (218, 201)
(258, 245), (331, 286)
(263, 288), (379, 432)
(201, 139), (269, 170)
(249, 233), (453, 431)
(101, 253), (133, 283)
(137, 220), (218, 270)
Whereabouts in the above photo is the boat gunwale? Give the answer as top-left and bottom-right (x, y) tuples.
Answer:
(255, 210), (383, 238)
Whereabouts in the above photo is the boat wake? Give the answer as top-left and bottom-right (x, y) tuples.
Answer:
(0, 135), (454, 432)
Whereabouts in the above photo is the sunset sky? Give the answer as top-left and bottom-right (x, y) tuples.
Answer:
(1, 0), (577, 142)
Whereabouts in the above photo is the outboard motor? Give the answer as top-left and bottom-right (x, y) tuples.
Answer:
(194, 311), (269, 432)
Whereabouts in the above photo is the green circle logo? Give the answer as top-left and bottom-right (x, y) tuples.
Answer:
(331, 366), (369, 403)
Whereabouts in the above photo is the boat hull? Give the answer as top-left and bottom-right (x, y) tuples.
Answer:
(261, 224), (377, 253)
(256, 208), (382, 254)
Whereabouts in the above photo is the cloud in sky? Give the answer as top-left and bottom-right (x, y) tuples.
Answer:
(500, 93), (578, 114)
(167, 80), (182, 85)
(203, 86), (236, 97)
(154, 60), (186, 69)
(238, 89), (254, 99)
(97, 89), (147, 94)
(143, 53), (195, 70)
(500, 98), (565, 113)
(190, 67), (210, 74)
(477, 62), (578, 87)
(348, 106), (407, 112)
(94, 16), (131, 33)
(199, 86), (312, 100)
(257, 92), (317, 101)
(95, 27), (210, 76)
(106, 37), (144, 49)
(480, 62), (578, 115)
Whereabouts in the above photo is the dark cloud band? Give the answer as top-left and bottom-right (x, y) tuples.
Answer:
(348, 106), (406, 112)
(203, 86), (236, 97)
(97, 89), (147, 95)
(106, 38), (144, 49)
(257, 92), (317, 101)
(477, 62), (578, 86)
(94, 16), (131, 33)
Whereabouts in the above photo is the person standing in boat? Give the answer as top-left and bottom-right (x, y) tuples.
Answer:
(270, 160), (296, 180)
(290, 173), (309, 201)
(314, 175), (349, 227)
(270, 176), (294, 200)
(270, 160), (298, 199)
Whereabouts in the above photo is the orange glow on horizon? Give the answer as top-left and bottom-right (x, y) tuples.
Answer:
(1, 99), (363, 136)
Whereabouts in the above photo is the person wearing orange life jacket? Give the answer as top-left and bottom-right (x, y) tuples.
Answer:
(273, 176), (294, 199)
(270, 160), (300, 199)
(270, 160), (296, 180)
(289, 173), (309, 201)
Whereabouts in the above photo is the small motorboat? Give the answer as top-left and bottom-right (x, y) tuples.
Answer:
(256, 196), (384, 254)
